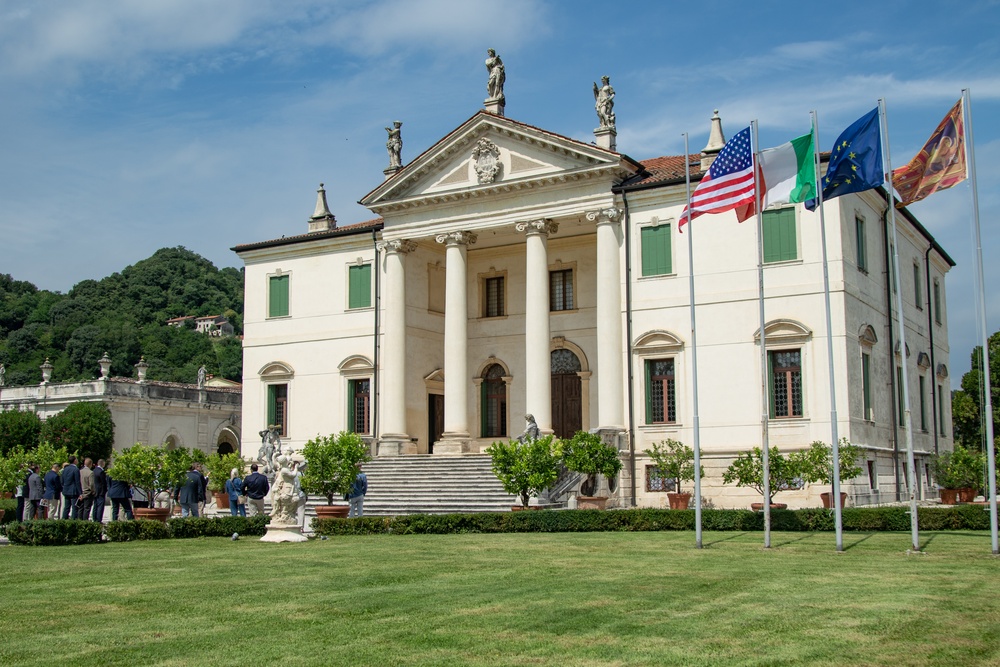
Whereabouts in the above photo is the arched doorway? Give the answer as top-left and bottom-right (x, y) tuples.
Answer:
(550, 348), (582, 439)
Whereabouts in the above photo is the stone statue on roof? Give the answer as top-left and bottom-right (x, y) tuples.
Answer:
(593, 75), (615, 131)
(385, 121), (402, 169)
(486, 49), (505, 103)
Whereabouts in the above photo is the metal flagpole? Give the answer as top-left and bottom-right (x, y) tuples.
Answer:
(683, 133), (704, 549)
(751, 120), (771, 548)
(962, 88), (999, 555)
(811, 111), (845, 551)
(879, 98), (921, 552)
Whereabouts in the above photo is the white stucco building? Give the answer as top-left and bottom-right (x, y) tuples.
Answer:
(234, 96), (953, 509)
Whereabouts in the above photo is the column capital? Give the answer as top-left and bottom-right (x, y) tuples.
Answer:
(515, 219), (558, 236)
(435, 230), (478, 247)
(585, 207), (623, 225)
(377, 239), (417, 254)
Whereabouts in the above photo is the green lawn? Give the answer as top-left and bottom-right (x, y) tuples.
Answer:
(0, 531), (997, 666)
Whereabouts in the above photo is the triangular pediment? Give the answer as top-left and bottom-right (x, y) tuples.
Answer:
(360, 112), (639, 215)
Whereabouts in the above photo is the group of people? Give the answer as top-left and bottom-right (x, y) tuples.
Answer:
(11, 455), (369, 523)
(13, 455), (137, 523)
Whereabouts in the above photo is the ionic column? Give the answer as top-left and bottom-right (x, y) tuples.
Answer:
(434, 231), (477, 453)
(376, 239), (416, 455)
(516, 219), (558, 434)
(587, 208), (625, 429)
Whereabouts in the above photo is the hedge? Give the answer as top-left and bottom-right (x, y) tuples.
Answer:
(103, 519), (172, 542)
(4, 519), (104, 546)
(167, 515), (269, 539)
(313, 505), (996, 536)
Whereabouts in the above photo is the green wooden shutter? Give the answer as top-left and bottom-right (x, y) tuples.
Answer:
(349, 264), (372, 309)
(641, 225), (671, 276)
(644, 361), (653, 424)
(856, 217), (867, 271)
(267, 385), (277, 426)
(269, 275), (289, 317)
(862, 352), (872, 419)
(763, 209), (797, 263)
(480, 381), (488, 436)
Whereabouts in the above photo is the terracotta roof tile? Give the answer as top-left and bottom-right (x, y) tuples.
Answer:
(231, 218), (383, 253)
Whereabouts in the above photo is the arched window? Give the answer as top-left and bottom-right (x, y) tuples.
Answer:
(481, 364), (507, 438)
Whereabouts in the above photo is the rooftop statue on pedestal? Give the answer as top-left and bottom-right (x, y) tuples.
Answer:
(593, 75), (616, 131)
(385, 121), (403, 169)
(485, 48), (506, 115)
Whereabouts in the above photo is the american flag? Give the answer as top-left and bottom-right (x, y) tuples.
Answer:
(680, 126), (755, 227)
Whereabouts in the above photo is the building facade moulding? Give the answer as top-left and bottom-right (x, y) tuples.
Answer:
(753, 319), (812, 346)
(257, 361), (294, 380)
(858, 324), (879, 346)
(632, 330), (685, 354)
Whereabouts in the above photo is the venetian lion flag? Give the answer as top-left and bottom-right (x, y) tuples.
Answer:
(759, 132), (816, 208)
(892, 99), (966, 206)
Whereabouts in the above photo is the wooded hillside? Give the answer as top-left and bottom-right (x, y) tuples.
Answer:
(0, 247), (243, 386)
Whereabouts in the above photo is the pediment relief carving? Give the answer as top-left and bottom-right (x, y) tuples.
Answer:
(753, 319), (812, 344)
(858, 324), (878, 346)
(633, 330), (684, 353)
(338, 355), (374, 373)
(258, 361), (294, 378)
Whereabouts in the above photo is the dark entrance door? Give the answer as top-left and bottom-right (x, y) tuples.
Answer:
(428, 393), (444, 454)
(550, 348), (583, 439)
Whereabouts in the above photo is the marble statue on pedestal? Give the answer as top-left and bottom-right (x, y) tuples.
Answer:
(486, 49), (505, 103)
(385, 121), (402, 169)
(516, 414), (540, 443)
(593, 76), (615, 131)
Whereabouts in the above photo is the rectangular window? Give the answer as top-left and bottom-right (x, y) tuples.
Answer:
(896, 366), (905, 426)
(769, 349), (803, 418)
(919, 375), (927, 431)
(484, 276), (504, 318)
(933, 280), (942, 324)
(645, 359), (676, 424)
(645, 465), (677, 492)
(267, 384), (288, 437)
(763, 208), (797, 263)
(938, 384), (947, 436)
(862, 351), (873, 421)
(549, 269), (574, 311)
(348, 378), (371, 434)
(348, 264), (372, 309)
(640, 225), (672, 276)
(867, 460), (878, 490)
(914, 263), (923, 310)
(268, 275), (289, 318)
(856, 216), (868, 272)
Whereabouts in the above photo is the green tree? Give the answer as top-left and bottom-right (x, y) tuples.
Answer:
(645, 438), (704, 494)
(300, 432), (372, 505)
(486, 435), (561, 508)
(40, 402), (114, 462)
(0, 409), (43, 455)
(952, 330), (1000, 451)
(722, 446), (803, 506)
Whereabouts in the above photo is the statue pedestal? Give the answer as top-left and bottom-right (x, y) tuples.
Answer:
(594, 127), (617, 151)
(260, 522), (308, 543)
(484, 97), (505, 116)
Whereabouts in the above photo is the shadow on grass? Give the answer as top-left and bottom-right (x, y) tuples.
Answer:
(919, 533), (937, 551)
(703, 532), (752, 547)
(772, 532), (822, 548)
(842, 532), (877, 551)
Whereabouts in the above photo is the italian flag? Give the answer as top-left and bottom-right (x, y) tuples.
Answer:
(759, 132), (816, 208)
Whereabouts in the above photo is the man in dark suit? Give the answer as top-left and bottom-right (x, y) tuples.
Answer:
(25, 465), (44, 520)
(43, 464), (62, 519)
(91, 459), (108, 523)
(107, 472), (134, 521)
(174, 464), (204, 517)
(241, 463), (270, 517)
(61, 456), (82, 519)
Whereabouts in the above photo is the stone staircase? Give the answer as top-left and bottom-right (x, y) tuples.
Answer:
(304, 454), (517, 518)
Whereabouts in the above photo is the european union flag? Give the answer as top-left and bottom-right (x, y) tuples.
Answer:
(806, 108), (883, 210)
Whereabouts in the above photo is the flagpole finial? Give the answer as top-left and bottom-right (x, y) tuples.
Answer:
(701, 110), (726, 170)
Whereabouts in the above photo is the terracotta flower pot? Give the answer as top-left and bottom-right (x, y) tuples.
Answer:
(667, 492), (692, 510)
(314, 505), (350, 519)
(820, 492), (848, 509)
(577, 495), (609, 510)
(214, 491), (231, 510)
(939, 488), (961, 505)
(958, 488), (977, 503)
(134, 507), (171, 523)
(511, 505), (543, 511)
(750, 502), (788, 511)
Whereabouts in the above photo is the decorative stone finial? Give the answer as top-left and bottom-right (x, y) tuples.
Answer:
(98, 352), (112, 379)
(308, 183), (336, 232)
(484, 48), (505, 116)
(384, 121), (403, 178)
(700, 109), (726, 170)
(135, 356), (149, 383)
(40, 357), (53, 384)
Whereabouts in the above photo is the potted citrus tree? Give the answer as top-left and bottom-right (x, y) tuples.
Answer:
(793, 438), (863, 508)
(107, 444), (169, 521)
(645, 438), (704, 509)
(0, 448), (28, 521)
(485, 435), (561, 510)
(931, 446), (984, 504)
(300, 431), (371, 518)
(722, 446), (802, 510)
(561, 430), (623, 510)
(204, 452), (247, 511)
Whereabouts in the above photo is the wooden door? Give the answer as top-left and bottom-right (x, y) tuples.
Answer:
(428, 393), (445, 454)
(551, 374), (582, 439)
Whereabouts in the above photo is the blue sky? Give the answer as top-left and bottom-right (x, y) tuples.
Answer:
(1, 0), (998, 386)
